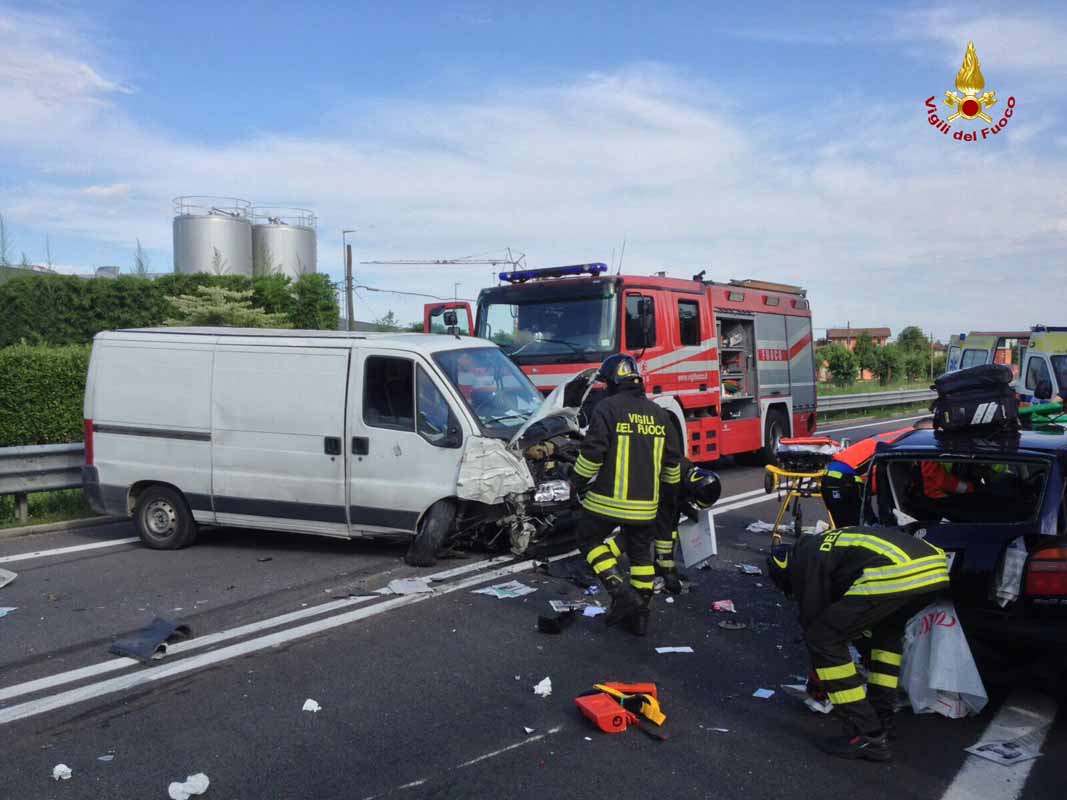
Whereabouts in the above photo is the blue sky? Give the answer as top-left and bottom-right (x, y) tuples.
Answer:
(2, 1), (1065, 336)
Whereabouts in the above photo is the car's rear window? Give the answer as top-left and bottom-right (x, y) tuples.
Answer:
(869, 457), (1049, 526)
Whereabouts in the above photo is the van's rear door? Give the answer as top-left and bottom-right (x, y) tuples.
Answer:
(211, 342), (350, 536)
(347, 347), (468, 535)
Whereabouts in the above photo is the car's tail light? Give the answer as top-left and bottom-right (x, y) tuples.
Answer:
(84, 419), (94, 466)
(1024, 547), (1067, 597)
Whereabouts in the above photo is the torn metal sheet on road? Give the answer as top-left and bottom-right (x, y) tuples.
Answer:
(108, 618), (192, 663)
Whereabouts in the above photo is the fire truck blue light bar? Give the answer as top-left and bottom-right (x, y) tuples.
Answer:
(499, 263), (608, 283)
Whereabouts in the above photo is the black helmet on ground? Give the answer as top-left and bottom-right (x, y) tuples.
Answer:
(679, 466), (722, 521)
(766, 543), (794, 598)
(597, 353), (642, 391)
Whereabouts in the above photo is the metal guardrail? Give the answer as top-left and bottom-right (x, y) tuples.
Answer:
(818, 388), (936, 413)
(0, 443), (85, 524)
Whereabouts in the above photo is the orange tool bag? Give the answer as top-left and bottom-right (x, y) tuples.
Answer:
(575, 682), (668, 741)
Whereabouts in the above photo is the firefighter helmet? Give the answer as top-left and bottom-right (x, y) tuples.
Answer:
(597, 354), (642, 387)
(766, 543), (794, 597)
(680, 466), (721, 521)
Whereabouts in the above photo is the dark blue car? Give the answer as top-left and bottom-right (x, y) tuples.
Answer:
(862, 427), (1067, 655)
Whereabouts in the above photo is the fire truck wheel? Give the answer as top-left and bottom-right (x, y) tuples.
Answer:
(760, 410), (789, 465)
(404, 499), (457, 567)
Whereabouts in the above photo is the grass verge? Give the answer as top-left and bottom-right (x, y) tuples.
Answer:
(0, 489), (100, 530)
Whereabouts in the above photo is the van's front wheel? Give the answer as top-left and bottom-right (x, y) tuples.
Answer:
(404, 499), (457, 567)
(135, 486), (198, 550)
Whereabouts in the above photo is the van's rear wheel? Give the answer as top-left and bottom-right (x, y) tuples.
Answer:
(405, 499), (457, 567)
(135, 486), (198, 550)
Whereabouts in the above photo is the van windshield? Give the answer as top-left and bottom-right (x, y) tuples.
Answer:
(433, 347), (544, 436)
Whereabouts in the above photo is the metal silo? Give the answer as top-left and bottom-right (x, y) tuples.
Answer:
(172, 197), (253, 275)
(251, 207), (318, 278)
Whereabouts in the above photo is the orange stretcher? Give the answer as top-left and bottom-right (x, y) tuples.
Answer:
(763, 437), (842, 544)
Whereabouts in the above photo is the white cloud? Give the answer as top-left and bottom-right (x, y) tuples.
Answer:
(2, 8), (1066, 338)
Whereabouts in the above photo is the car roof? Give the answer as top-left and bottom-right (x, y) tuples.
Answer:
(101, 328), (496, 355)
(876, 427), (1067, 459)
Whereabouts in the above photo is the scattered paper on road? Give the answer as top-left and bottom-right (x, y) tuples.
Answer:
(533, 677), (552, 697)
(168, 772), (210, 800)
(302, 699), (322, 713)
(97, 754), (115, 762)
(780, 684), (833, 714)
(0, 607), (16, 619)
(735, 564), (763, 575)
(523, 727), (535, 734)
(712, 600), (736, 613)
(582, 605), (606, 617)
(549, 600), (587, 613)
(0, 568), (16, 590)
(655, 646), (694, 654)
(752, 688), (776, 699)
(387, 577), (433, 595)
(965, 727), (1047, 766)
(52, 764), (72, 781)
(708, 727), (730, 733)
(472, 580), (538, 599)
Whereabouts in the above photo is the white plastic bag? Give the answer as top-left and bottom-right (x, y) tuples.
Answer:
(993, 537), (1027, 607)
(900, 600), (988, 719)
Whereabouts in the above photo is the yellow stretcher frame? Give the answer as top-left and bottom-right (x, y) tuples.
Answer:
(763, 464), (838, 545)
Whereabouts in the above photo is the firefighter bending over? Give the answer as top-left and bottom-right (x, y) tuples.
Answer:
(571, 354), (682, 635)
(767, 528), (950, 761)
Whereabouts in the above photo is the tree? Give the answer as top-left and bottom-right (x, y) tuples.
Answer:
(853, 330), (878, 376)
(251, 274), (294, 317)
(133, 239), (151, 275)
(405, 320), (424, 333)
(825, 344), (858, 387)
(373, 310), (400, 332)
(873, 344), (904, 386)
(0, 213), (12, 267)
(902, 349), (927, 382)
(164, 286), (291, 328)
(932, 352), (947, 378)
(896, 326), (928, 353)
(289, 273), (339, 330)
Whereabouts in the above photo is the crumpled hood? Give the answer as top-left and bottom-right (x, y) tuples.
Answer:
(508, 367), (599, 449)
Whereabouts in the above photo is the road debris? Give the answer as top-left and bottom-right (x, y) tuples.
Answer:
(533, 677), (553, 697)
(523, 727), (535, 734)
(711, 600), (736, 613)
(717, 620), (747, 631)
(0, 607), (16, 619)
(735, 564), (762, 575)
(538, 610), (575, 634)
(387, 577), (433, 595)
(584, 585), (600, 596)
(168, 772), (210, 800)
(52, 764), (72, 781)
(548, 599), (588, 613)
(665, 596), (675, 604)
(655, 646), (694, 654)
(302, 699), (322, 713)
(582, 605), (606, 618)
(473, 580), (537, 599)
(0, 568), (16, 589)
(97, 754), (115, 762)
(780, 683), (833, 714)
(965, 728), (1046, 766)
(747, 520), (830, 536)
(108, 617), (192, 663)
(752, 688), (776, 699)
(256, 556), (273, 562)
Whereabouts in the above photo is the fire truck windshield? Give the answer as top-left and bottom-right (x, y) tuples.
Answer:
(477, 296), (617, 364)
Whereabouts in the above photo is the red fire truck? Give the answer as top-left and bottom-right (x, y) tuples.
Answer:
(424, 263), (817, 463)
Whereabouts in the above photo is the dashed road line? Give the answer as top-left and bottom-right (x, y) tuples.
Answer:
(0, 536), (140, 564)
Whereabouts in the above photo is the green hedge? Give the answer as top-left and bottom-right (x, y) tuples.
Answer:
(0, 344), (90, 447)
(0, 273), (339, 347)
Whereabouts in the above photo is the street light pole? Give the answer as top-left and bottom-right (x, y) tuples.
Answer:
(342, 229), (357, 331)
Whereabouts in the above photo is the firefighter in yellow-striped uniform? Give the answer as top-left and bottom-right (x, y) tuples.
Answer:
(571, 354), (682, 635)
(767, 528), (950, 761)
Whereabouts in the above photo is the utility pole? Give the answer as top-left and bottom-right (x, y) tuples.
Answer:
(342, 229), (357, 331)
(453, 282), (461, 300)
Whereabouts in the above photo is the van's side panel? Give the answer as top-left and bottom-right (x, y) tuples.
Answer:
(211, 343), (350, 537)
(87, 336), (216, 520)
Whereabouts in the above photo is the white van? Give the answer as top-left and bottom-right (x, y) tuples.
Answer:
(83, 328), (585, 564)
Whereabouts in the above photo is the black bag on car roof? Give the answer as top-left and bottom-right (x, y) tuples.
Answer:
(931, 364), (1018, 432)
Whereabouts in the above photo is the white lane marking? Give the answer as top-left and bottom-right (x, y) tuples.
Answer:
(0, 555), (514, 704)
(712, 492), (777, 516)
(426, 554), (515, 581)
(0, 537), (140, 565)
(716, 487), (767, 504)
(457, 725), (563, 768)
(397, 779), (427, 789)
(0, 557), (547, 726)
(940, 690), (1057, 800)
(817, 415), (926, 435)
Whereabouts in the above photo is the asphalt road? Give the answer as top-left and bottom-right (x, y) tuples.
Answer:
(1, 414), (1061, 800)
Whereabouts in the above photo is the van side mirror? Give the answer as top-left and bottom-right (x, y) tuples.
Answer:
(1035, 379), (1053, 401)
(443, 310), (458, 328)
(444, 425), (463, 449)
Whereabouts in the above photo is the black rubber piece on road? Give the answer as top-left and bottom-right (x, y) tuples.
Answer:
(405, 498), (457, 567)
(109, 617), (192, 663)
(134, 485), (198, 550)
